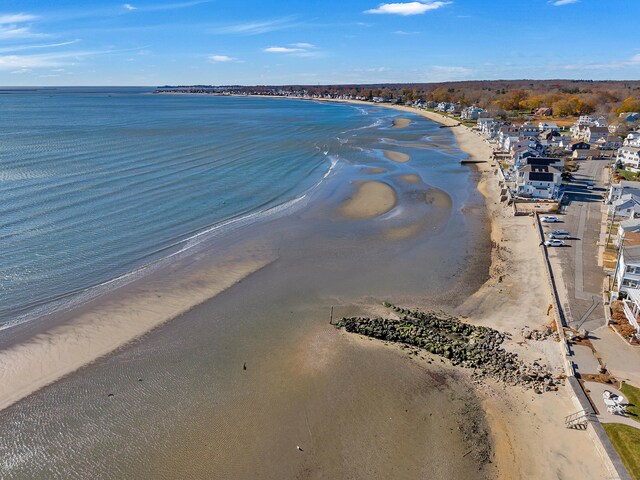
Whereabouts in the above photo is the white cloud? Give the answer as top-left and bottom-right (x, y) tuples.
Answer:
(365, 1), (450, 15)
(563, 54), (640, 70)
(393, 30), (420, 35)
(0, 40), (80, 54)
(550, 0), (578, 5)
(211, 18), (297, 35)
(0, 25), (48, 40)
(123, 4), (137, 11)
(209, 55), (234, 62)
(290, 42), (315, 49)
(0, 13), (38, 24)
(264, 46), (303, 53)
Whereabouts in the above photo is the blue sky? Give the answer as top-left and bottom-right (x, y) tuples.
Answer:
(0, 0), (639, 86)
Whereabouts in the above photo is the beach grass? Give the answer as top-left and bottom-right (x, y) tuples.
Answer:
(621, 383), (640, 423)
(603, 423), (640, 479)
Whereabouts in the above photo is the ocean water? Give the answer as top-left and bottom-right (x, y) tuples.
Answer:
(0, 89), (453, 327)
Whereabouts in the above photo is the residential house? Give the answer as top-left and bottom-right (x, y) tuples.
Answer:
(618, 147), (640, 171)
(461, 106), (486, 120)
(624, 132), (640, 148)
(534, 107), (553, 116)
(615, 245), (640, 297)
(585, 126), (609, 143)
(607, 180), (640, 204)
(558, 137), (573, 149)
(610, 193), (640, 218)
(538, 121), (559, 132)
(511, 146), (538, 164)
(617, 218), (640, 246)
(515, 163), (562, 199)
(522, 121), (539, 138)
(570, 141), (591, 151)
(596, 136), (623, 150)
(609, 123), (626, 135)
(620, 112), (640, 123)
(572, 149), (600, 160)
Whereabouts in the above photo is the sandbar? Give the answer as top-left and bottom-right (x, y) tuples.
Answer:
(399, 174), (421, 184)
(383, 150), (410, 163)
(391, 118), (411, 129)
(339, 181), (397, 219)
(0, 251), (275, 411)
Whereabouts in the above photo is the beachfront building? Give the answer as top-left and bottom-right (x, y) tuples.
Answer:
(617, 147), (640, 171)
(461, 106), (486, 120)
(515, 162), (562, 199)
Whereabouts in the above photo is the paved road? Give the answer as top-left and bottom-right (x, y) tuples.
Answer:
(546, 158), (608, 334)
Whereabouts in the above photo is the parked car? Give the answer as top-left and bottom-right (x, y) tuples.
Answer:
(545, 239), (566, 247)
(541, 216), (560, 223)
(586, 182), (595, 190)
(548, 230), (570, 239)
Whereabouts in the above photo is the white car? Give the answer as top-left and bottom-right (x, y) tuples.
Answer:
(541, 216), (560, 223)
(545, 239), (566, 247)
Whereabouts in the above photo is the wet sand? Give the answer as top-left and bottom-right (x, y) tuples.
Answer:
(399, 174), (421, 184)
(339, 180), (397, 219)
(0, 246), (275, 412)
(392, 117), (411, 129)
(383, 149), (410, 163)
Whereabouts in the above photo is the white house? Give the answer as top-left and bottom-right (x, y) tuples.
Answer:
(618, 146), (640, 171)
(615, 245), (640, 296)
(538, 121), (559, 132)
(608, 180), (640, 204)
(585, 126), (609, 143)
(522, 121), (539, 138)
(610, 193), (640, 218)
(461, 106), (486, 120)
(624, 132), (640, 148)
(515, 163), (562, 199)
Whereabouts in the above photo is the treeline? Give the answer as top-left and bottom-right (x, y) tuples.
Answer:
(174, 80), (640, 118)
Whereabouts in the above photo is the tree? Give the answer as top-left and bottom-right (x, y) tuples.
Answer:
(617, 97), (640, 114)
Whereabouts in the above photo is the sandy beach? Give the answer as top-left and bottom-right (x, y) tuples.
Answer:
(0, 96), (612, 479)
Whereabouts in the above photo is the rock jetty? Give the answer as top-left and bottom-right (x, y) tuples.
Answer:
(336, 304), (561, 394)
